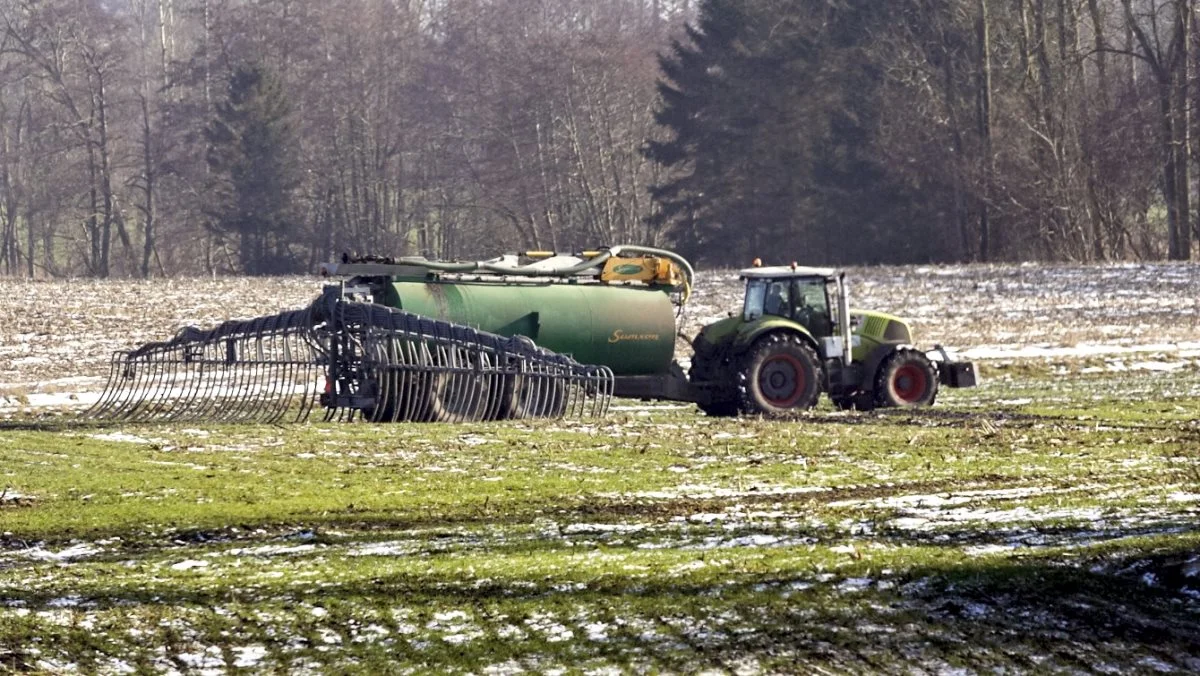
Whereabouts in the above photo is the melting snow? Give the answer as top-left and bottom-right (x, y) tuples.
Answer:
(232, 646), (268, 668)
(89, 432), (155, 444)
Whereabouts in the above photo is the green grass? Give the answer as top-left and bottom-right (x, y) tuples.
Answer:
(2, 363), (1200, 672)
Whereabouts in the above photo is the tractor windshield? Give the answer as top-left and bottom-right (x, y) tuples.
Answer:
(743, 277), (833, 336)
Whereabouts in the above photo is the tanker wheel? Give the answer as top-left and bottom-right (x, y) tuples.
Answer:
(365, 369), (434, 422)
(496, 373), (567, 420)
(873, 348), (938, 408)
(689, 353), (738, 417)
(736, 333), (822, 416)
(425, 371), (492, 422)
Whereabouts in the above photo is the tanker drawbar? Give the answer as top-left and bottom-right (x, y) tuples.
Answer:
(86, 288), (614, 424)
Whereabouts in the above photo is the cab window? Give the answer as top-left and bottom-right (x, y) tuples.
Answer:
(791, 278), (832, 336)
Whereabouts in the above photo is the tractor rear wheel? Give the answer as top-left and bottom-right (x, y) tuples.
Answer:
(874, 348), (938, 408)
(737, 333), (822, 415)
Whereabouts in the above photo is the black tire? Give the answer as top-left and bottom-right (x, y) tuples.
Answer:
(874, 348), (938, 408)
(831, 391), (876, 412)
(698, 400), (739, 417)
(689, 351), (738, 417)
(737, 333), (822, 415)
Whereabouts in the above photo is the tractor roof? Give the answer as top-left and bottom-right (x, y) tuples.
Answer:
(739, 265), (838, 280)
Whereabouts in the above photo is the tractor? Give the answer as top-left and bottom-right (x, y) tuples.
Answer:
(615, 262), (977, 416)
(670, 263), (976, 416)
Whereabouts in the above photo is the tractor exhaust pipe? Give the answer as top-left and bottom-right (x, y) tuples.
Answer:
(838, 272), (852, 365)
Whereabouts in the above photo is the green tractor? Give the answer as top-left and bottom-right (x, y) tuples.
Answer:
(679, 264), (977, 416)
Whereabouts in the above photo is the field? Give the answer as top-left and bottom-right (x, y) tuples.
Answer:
(2, 263), (1200, 673)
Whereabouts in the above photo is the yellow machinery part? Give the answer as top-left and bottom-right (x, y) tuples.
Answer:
(600, 256), (684, 287)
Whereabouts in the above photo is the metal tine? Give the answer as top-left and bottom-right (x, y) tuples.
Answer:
(208, 331), (250, 422)
(197, 339), (237, 423)
(455, 344), (474, 424)
(447, 345), (470, 424)
(172, 331), (219, 423)
(90, 353), (135, 420)
(379, 331), (400, 423)
(394, 337), (415, 423)
(236, 315), (276, 422)
(585, 368), (598, 417)
(260, 324), (286, 424)
(471, 346), (489, 423)
(393, 334), (409, 423)
(217, 320), (258, 422)
(247, 326), (273, 422)
(110, 351), (161, 421)
(403, 336), (423, 423)
(182, 343), (223, 423)
(485, 348), (503, 421)
(377, 334), (396, 423)
(235, 332), (264, 421)
(404, 335), (423, 423)
(145, 347), (185, 422)
(365, 336), (385, 423)
(264, 320), (292, 422)
(443, 345), (462, 424)
(84, 352), (125, 419)
(484, 352), (502, 421)
(565, 373), (579, 419)
(412, 341), (432, 423)
(445, 343), (466, 424)
(431, 342), (451, 423)
(369, 330), (387, 423)
(529, 361), (546, 420)
(295, 317), (325, 423)
(529, 365), (548, 419)
(579, 371), (592, 418)
(267, 321), (301, 424)
(462, 345), (482, 423)
(294, 320), (322, 422)
(91, 353), (135, 420)
(470, 346), (488, 422)
(220, 330), (256, 423)
(117, 349), (166, 421)
(478, 351), (494, 421)
(564, 370), (578, 418)
(391, 336), (411, 423)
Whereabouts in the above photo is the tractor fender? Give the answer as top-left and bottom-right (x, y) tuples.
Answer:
(733, 319), (821, 357)
(856, 342), (914, 392)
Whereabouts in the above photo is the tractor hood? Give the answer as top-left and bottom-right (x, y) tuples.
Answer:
(850, 310), (913, 345)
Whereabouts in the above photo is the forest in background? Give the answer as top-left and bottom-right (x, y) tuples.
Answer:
(0, 0), (1196, 276)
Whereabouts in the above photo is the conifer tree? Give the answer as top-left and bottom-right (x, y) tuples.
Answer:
(645, 0), (938, 266)
(205, 64), (301, 275)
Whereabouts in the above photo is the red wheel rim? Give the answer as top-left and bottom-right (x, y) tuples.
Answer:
(892, 364), (928, 403)
(759, 354), (805, 408)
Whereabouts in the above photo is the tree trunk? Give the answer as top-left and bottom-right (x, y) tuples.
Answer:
(976, 0), (993, 262)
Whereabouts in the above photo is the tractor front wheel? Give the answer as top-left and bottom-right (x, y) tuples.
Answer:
(737, 333), (822, 416)
(874, 348), (938, 408)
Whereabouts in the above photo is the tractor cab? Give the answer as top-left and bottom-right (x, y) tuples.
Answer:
(739, 265), (854, 366)
(741, 266), (839, 337)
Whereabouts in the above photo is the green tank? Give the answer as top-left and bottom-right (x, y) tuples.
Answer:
(378, 280), (677, 376)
